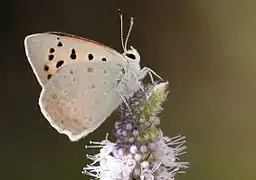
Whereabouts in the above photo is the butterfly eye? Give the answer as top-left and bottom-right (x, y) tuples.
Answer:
(125, 53), (136, 60)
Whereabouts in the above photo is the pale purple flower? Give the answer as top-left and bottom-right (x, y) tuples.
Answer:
(83, 82), (189, 180)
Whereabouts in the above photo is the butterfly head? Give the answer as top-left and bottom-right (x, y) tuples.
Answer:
(123, 46), (140, 64)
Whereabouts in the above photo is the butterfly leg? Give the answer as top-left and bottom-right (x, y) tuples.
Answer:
(138, 82), (147, 96)
(118, 93), (132, 113)
(139, 67), (163, 83)
(136, 67), (163, 98)
(147, 67), (163, 82)
(131, 71), (148, 97)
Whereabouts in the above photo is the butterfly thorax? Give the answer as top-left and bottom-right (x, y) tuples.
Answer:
(116, 58), (142, 99)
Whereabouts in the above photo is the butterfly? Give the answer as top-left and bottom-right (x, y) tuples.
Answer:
(24, 13), (162, 141)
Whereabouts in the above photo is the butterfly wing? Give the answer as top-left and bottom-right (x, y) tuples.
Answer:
(39, 61), (125, 141)
(24, 32), (126, 87)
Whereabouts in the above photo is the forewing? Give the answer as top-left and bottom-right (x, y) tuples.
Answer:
(24, 32), (126, 87)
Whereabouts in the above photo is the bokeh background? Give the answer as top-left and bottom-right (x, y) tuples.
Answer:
(3, 0), (256, 179)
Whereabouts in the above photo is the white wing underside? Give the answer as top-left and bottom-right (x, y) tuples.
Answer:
(25, 32), (126, 87)
(39, 61), (124, 141)
(24, 32), (142, 141)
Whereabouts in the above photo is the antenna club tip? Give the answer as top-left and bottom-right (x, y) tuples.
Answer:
(118, 9), (122, 15)
(131, 17), (134, 23)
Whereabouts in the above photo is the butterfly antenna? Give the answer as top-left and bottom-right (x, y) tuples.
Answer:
(124, 17), (134, 51)
(119, 9), (126, 52)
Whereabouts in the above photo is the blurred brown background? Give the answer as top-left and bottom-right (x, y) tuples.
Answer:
(2, 0), (256, 179)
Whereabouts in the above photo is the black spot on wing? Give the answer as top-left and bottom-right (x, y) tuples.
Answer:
(49, 48), (55, 53)
(47, 74), (52, 80)
(70, 49), (76, 60)
(57, 42), (63, 47)
(44, 65), (49, 71)
(56, 60), (64, 68)
(48, 54), (54, 61)
(88, 53), (93, 60)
